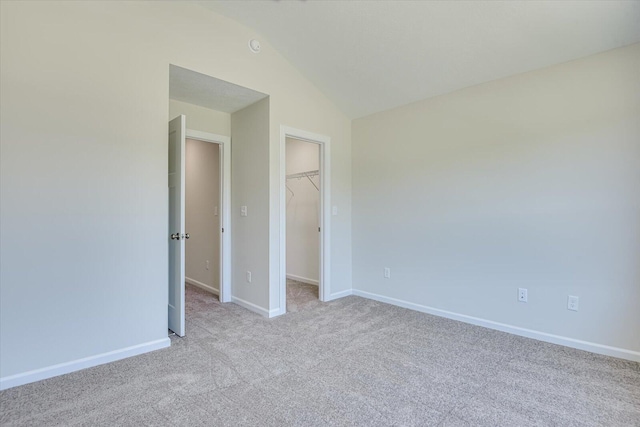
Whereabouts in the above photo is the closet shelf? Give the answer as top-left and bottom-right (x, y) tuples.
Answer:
(286, 169), (319, 192)
(286, 169), (319, 180)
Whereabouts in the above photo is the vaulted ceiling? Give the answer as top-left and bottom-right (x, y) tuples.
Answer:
(200, 1), (640, 119)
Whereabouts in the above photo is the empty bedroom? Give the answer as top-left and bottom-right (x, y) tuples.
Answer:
(1, 1), (638, 426)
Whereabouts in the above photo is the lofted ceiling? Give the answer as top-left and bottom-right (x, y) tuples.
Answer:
(199, 1), (640, 119)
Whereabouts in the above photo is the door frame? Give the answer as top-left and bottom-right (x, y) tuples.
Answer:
(279, 126), (331, 313)
(185, 129), (232, 303)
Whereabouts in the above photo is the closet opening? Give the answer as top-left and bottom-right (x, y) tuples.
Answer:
(279, 126), (332, 315)
(285, 138), (321, 311)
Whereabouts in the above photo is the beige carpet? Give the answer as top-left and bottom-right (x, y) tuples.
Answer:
(1, 282), (638, 426)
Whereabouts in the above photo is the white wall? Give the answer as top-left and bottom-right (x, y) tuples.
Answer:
(185, 138), (220, 293)
(352, 44), (640, 358)
(0, 1), (351, 384)
(286, 138), (320, 284)
(230, 98), (271, 312)
(169, 99), (230, 136)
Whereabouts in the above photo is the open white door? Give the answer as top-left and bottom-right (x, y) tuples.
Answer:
(168, 115), (186, 336)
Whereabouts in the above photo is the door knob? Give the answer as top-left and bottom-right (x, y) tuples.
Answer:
(183, 233), (190, 240)
(170, 233), (180, 240)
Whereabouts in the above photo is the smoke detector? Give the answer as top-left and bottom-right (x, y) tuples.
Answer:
(248, 39), (261, 53)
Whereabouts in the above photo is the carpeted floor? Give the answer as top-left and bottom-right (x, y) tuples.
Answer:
(1, 282), (639, 426)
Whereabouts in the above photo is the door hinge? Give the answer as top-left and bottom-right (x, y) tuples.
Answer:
(222, 228), (224, 233)
(318, 227), (321, 232)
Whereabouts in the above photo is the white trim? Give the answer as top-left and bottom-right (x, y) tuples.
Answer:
(286, 274), (318, 286)
(326, 289), (353, 301)
(186, 276), (219, 296)
(184, 129), (231, 304)
(352, 289), (640, 363)
(279, 126), (331, 316)
(231, 296), (270, 317)
(0, 338), (170, 391)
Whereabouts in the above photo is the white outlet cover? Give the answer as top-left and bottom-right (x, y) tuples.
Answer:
(384, 268), (391, 279)
(518, 288), (528, 303)
(332, 206), (338, 216)
(568, 295), (579, 311)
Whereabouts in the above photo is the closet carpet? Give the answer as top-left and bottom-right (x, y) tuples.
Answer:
(1, 282), (639, 426)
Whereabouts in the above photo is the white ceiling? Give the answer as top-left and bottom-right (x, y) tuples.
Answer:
(169, 65), (267, 113)
(199, 1), (640, 119)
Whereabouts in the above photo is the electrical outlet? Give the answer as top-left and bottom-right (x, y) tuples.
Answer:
(246, 271), (252, 283)
(206, 260), (210, 270)
(518, 288), (528, 303)
(240, 206), (247, 217)
(384, 268), (391, 279)
(568, 295), (579, 311)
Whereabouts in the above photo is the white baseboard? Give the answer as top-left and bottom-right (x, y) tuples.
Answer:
(0, 338), (170, 391)
(352, 289), (640, 363)
(326, 289), (353, 301)
(186, 277), (219, 295)
(286, 274), (319, 286)
(231, 295), (270, 318)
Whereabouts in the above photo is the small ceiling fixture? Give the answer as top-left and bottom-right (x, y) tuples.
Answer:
(248, 39), (261, 53)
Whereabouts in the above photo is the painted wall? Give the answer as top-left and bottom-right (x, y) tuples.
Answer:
(169, 99), (230, 137)
(231, 98), (271, 311)
(0, 1), (351, 382)
(286, 139), (320, 284)
(185, 138), (220, 293)
(352, 44), (640, 356)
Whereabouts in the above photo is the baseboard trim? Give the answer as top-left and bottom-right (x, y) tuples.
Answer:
(186, 277), (219, 295)
(286, 274), (319, 286)
(0, 338), (170, 391)
(231, 295), (270, 318)
(352, 289), (640, 362)
(326, 289), (353, 301)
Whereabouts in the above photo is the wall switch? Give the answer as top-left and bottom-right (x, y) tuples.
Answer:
(214, 206), (218, 216)
(240, 206), (247, 217)
(568, 295), (579, 311)
(246, 271), (252, 283)
(206, 260), (210, 270)
(518, 288), (528, 303)
(332, 206), (338, 216)
(384, 268), (391, 279)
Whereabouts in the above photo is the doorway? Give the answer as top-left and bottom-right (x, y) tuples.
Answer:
(285, 138), (320, 310)
(184, 132), (228, 299)
(168, 119), (231, 336)
(279, 126), (331, 314)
